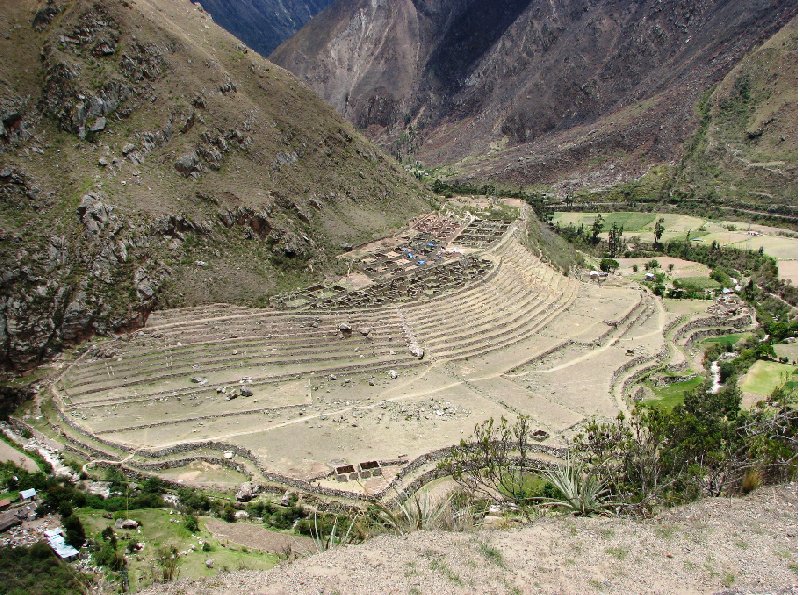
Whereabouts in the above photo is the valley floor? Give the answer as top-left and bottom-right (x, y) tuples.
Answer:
(146, 483), (798, 595)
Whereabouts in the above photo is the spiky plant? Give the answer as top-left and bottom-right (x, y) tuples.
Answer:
(538, 457), (611, 515)
(311, 511), (357, 552)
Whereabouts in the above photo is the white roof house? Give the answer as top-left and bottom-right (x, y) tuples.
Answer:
(45, 528), (80, 561)
(19, 488), (36, 500)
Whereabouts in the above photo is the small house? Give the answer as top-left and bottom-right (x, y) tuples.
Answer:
(44, 528), (80, 561)
(19, 488), (36, 501)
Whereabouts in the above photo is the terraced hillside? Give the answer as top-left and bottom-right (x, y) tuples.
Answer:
(43, 201), (753, 501)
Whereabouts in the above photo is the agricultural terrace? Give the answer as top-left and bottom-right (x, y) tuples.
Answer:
(554, 212), (798, 285)
(46, 200), (755, 502)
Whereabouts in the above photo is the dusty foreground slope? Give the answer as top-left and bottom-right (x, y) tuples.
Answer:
(149, 484), (798, 594)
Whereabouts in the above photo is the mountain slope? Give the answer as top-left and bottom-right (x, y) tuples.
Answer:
(272, 0), (796, 203)
(672, 18), (798, 217)
(0, 0), (427, 370)
(195, 0), (333, 56)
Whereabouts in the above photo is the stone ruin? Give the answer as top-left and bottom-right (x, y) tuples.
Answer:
(452, 219), (512, 249)
(335, 461), (383, 482)
(272, 255), (492, 311)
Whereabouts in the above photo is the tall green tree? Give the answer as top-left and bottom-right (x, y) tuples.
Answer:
(654, 217), (665, 246)
(591, 214), (604, 244)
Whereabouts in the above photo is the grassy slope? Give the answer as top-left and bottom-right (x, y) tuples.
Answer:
(78, 507), (278, 592)
(739, 360), (798, 396)
(673, 18), (798, 216)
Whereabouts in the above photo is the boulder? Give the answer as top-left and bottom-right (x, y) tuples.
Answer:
(235, 481), (260, 502)
(114, 518), (139, 530)
(174, 151), (201, 176)
(205, 558), (214, 568)
(409, 344), (425, 359)
(89, 117), (107, 132)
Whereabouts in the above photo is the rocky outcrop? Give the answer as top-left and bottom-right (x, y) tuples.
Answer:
(175, 128), (253, 178)
(38, 4), (166, 139)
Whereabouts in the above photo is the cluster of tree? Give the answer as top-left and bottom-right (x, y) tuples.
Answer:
(442, 377), (796, 517)
(0, 542), (89, 594)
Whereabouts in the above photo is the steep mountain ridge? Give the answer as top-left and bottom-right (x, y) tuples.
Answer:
(273, 0), (796, 208)
(0, 0), (427, 370)
(195, 0), (334, 56)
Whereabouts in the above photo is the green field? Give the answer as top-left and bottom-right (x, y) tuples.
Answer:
(739, 361), (799, 396)
(702, 333), (749, 348)
(643, 376), (705, 411)
(773, 343), (799, 362)
(78, 508), (278, 592)
(673, 276), (721, 291)
(553, 212), (797, 261)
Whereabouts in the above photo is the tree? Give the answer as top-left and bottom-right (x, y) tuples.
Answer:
(654, 217), (665, 246)
(591, 214), (604, 244)
(600, 258), (619, 273)
(607, 223), (624, 257)
(439, 416), (541, 516)
(62, 514), (85, 548)
(645, 259), (660, 271)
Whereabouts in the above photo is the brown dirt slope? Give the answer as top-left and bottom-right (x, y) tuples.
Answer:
(146, 483), (798, 594)
(272, 0), (796, 197)
(0, 0), (427, 370)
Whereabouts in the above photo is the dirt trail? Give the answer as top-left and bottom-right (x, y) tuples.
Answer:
(146, 483), (798, 595)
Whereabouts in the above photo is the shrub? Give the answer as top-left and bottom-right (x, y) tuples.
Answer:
(599, 258), (619, 273)
(184, 514), (199, 533)
(538, 458), (611, 515)
(0, 543), (88, 594)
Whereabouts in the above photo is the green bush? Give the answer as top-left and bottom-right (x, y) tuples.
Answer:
(184, 514), (199, 532)
(0, 543), (88, 595)
(63, 514), (86, 548)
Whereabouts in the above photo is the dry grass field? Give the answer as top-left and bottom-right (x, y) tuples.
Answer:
(44, 202), (754, 500)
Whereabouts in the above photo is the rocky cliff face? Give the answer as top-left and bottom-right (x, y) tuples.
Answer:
(196, 0), (333, 56)
(273, 0), (796, 200)
(0, 0), (426, 370)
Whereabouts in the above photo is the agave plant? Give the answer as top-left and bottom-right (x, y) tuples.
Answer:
(538, 456), (611, 515)
(311, 511), (357, 552)
(373, 490), (475, 534)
